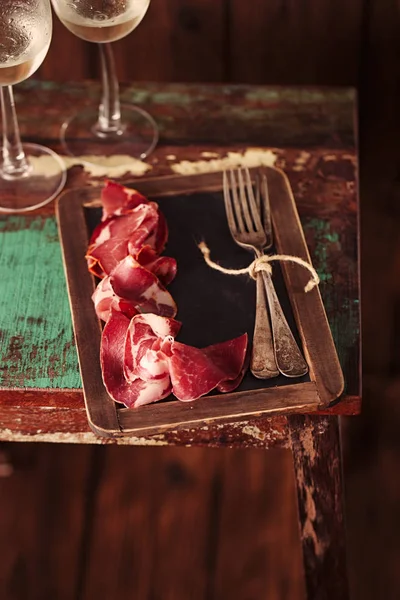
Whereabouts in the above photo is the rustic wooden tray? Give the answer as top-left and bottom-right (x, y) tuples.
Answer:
(56, 168), (344, 438)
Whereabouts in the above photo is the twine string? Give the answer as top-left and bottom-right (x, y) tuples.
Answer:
(198, 241), (320, 293)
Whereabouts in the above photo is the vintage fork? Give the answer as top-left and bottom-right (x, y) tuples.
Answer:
(223, 168), (278, 378)
(223, 167), (308, 378)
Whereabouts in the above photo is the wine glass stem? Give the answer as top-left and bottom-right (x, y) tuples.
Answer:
(0, 86), (31, 180)
(96, 43), (123, 136)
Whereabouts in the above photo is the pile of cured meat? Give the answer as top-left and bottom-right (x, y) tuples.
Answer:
(86, 181), (248, 408)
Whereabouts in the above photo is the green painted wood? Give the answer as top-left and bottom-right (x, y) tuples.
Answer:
(16, 80), (356, 149)
(302, 217), (359, 395)
(0, 216), (81, 389)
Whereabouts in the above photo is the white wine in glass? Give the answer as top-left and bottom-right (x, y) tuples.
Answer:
(51, 0), (158, 165)
(0, 0), (66, 212)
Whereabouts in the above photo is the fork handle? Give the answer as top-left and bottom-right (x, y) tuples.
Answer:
(250, 273), (279, 378)
(262, 271), (309, 378)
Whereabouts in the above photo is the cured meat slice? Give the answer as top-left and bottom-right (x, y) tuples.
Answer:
(92, 254), (176, 322)
(90, 202), (157, 248)
(100, 181), (168, 252)
(92, 277), (116, 322)
(101, 180), (147, 221)
(87, 202), (160, 277)
(101, 311), (247, 408)
(92, 276), (138, 322)
(110, 255), (177, 318)
(167, 333), (248, 401)
(101, 310), (172, 408)
(153, 210), (168, 254)
(87, 237), (130, 279)
(124, 314), (181, 382)
(203, 336), (250, 393)
(136, 245), (177, 286)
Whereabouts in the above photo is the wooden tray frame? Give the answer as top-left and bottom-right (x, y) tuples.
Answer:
(56, 167), (344, 438)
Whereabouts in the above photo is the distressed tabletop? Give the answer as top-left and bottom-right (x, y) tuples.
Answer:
(0, 81), (360, 445)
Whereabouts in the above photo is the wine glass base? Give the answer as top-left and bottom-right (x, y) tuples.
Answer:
(0, 144), (67, 213)
(60, 104), (159, 167)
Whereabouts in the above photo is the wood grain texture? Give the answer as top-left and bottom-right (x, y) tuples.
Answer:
(358, 0), (400, 377)
(38, 15), (96, 82)
(0, 397), (291, 448)
(213, 448), (306, 600)
(343, 377), (400, 600)
(267, 168), (345, 405)
(14, 81), (357, 149)
(0, 216), (80, 389)
(56, 190), (121, 435)
(81, 446), (224, 600)
(0, 392), (362, 445)
(289, 415), (349, 600)
(112, 0), (228, 83)
(229, 0), (363, 85)
(39, 0), (364, 86)
(0, 444), (93, 600)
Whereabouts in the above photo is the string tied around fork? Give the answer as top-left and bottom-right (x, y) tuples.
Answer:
(198, 241), (320, 293)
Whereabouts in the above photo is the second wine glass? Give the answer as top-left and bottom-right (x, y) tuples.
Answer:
(51, 0), (158, 166)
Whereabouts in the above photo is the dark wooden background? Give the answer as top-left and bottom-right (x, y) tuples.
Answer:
(2, 1), (400, 598)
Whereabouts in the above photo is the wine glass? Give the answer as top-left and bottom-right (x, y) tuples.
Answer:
(0, 0), (66, 213)
(51, 0), (158, 166)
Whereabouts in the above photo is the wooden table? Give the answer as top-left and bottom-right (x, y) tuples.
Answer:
(0, 80), (360, 599)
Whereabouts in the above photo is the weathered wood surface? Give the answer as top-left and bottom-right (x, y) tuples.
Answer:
(290, 415), (349, 600)
(0, 443), (306, 600)
(0, 443), (93, 600)
(39, 0), (363, 86)
(208, 448), (305, 599)
(16, 81), (356, 149)
(0, 82), (360, 444)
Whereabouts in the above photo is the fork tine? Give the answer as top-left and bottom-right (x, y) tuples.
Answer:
(223, 170), (237, 237)
(260, 171), (273, 244)
(237, 168), (254, 232)
(229, 169), (245, 232)
(244, 167), (263, 231)
(255, 171), (261, 210)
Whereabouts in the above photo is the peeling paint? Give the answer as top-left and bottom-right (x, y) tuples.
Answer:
(303, 218), (340, 283)
(63, 155), (153, 178)
(242, 424), (266, 441)
(170, 148), (277, 175)
(27, 153), (153, 179)
(295, 459), (327, 559)
(0, 428), (169, 445)
(0, 217), (80, 389)
(292, 150), (311, 171)
(298, 426), (317, 465)
(200, 151), (220, 158)
(302, 484), (327, 558)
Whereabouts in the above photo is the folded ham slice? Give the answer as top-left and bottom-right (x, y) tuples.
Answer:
(101, 180), (147, 221)
(101, 311), (173, 408)
(87, 202), (160, 278)
(124, 314), (181, 384)
(92, 276), (139, 322)
(167, 335), (249, 401)
(100, 311), (248, 408)
(110, 255), (177, 318)
(135, 245), (177, 286)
